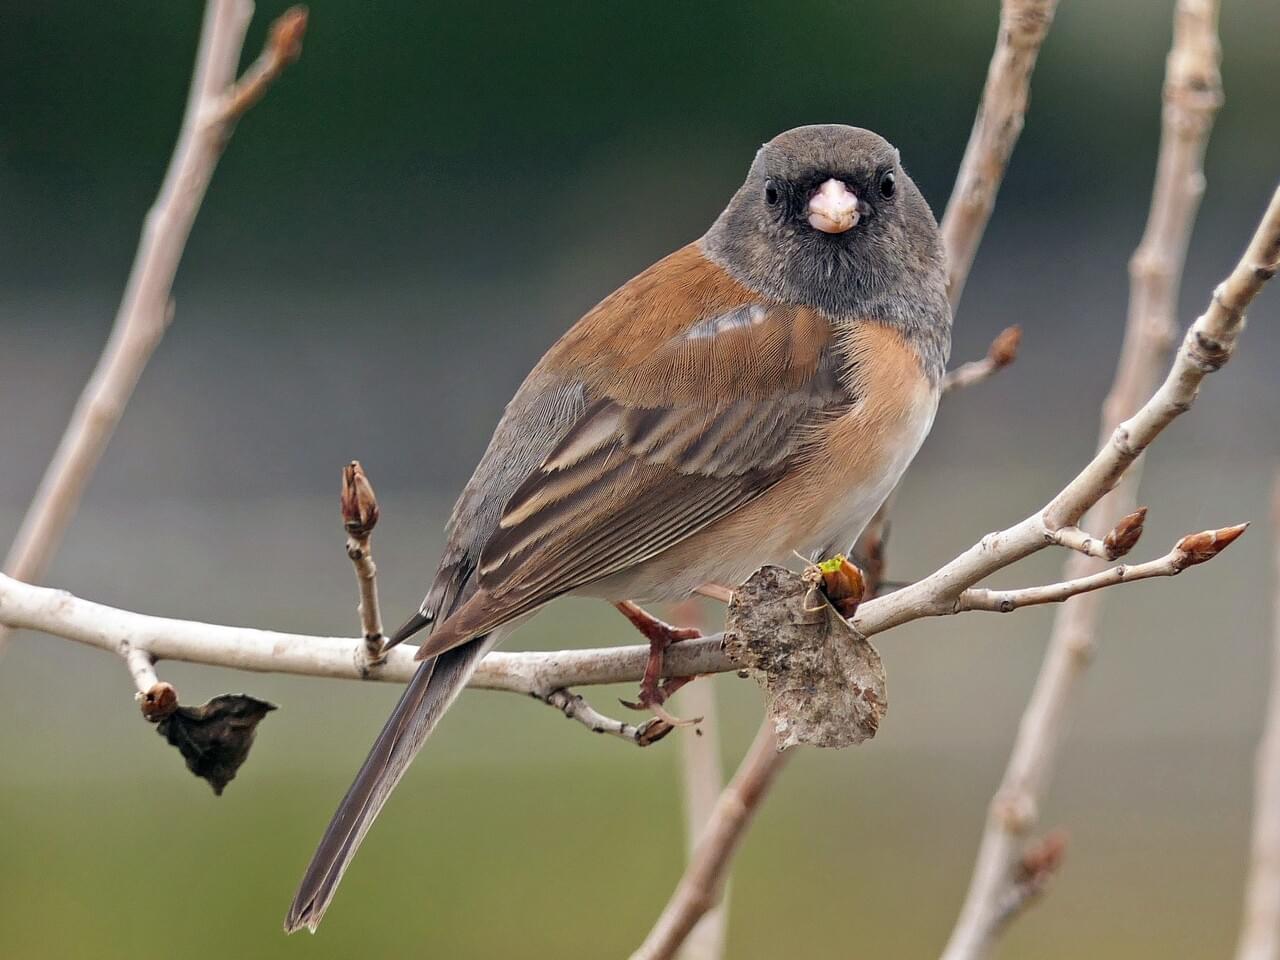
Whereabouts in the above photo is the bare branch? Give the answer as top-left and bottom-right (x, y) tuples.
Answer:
(940, 0), (1061, 306)
(0, 0), (306, 657)
(540, 688), (673, 746)
(942, 4), (1227, 955)
(1233, 474), (1280, 960)
(630, 721), (790, 960)
(212, 5), (308, 126)
(0, 571), (736, 690)
(4, 507), (1249, 703)
(123, 645), (160, 696)
(957, 524), (1246, 612)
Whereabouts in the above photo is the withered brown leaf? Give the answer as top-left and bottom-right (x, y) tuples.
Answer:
(155, 694), (277, 795)
(724, 565), (887, 750)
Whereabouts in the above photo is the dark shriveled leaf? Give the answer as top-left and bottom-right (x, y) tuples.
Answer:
(724, 565), (887, 750)
(155, 694), (277, 795)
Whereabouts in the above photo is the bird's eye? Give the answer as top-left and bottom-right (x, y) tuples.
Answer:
(763, 179), (779, 205)
(879, 171), (896, 200)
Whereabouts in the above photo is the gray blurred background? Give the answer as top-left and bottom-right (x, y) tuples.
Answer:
(2, 1), (1278, 957)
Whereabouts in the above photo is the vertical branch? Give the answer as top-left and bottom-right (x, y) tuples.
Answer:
(1234, 475), (1280, 960)
(0, 1), (307, 655)
(341, 460), (384, 665)
(940, 3), (1224, 957)
(940, 0), (1060, 307)
(670, 600), (728, 960)
(630, 722), (790, 960)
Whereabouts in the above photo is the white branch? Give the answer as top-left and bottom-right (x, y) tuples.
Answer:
(123, 645), (160, 696)
(942, 4), (1228, 955)
(0, 572), (737, 691)
(1234, 475), (1280, 960)
(956, 525), (1246, 613)
(0, 1), (306, 657)
(541, 688), (674, 746)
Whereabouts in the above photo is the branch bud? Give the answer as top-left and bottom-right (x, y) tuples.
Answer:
(987, 324), (1022, 368)
(341, 460), (380, 538)
(269, 6), (309, 66)
(1015, 828), (1068, 887)
(1103, 507), (1148, 560)
(1174, 522), (1249, 566)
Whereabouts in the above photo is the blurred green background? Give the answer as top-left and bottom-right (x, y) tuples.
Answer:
(2, 1), (1278, 957)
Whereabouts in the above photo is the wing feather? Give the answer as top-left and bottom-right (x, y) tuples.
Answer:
(419, 245), (861, 653)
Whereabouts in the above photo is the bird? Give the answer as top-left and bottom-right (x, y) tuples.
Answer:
(285, 123), (951, 933)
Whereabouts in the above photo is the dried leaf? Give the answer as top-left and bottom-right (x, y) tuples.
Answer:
(724, 565), (887, 750)
(155, 694), (277, 795)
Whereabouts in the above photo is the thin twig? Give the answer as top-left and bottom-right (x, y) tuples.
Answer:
(630, 722), (790, 960)
(1233, 474), (1280, 960)
(940, 0), (1061, 307)
(942, 326), (1023, 393)
(0, 1), (306, 657)
(1050, 508), (1148, 561)
(212, 5), (308, 126)
(341, 461), (384, 666)
(957, 524), (1246, 612)
(942, 5), (1226, 955)
(123, 645), (160, 695)
(541, 688), (673, 746)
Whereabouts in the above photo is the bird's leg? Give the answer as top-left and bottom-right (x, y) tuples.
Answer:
(614, 600), (702, 726)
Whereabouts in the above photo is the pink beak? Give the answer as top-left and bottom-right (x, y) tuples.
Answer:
(807, 179), (861, 234)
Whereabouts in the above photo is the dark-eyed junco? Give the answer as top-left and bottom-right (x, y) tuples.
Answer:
(286, 124), (951, 932)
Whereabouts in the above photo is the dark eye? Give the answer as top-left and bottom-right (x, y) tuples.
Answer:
(879, 171), (896, 199)
(763, 179), (779, 205)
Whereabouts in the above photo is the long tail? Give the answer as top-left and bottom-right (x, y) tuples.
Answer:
(284, 635), (493, 933)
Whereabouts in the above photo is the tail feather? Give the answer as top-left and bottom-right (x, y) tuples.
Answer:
(284, 635), (494, 933)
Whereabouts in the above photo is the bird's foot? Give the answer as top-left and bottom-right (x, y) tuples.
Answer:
(614, 601), (704, 726)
